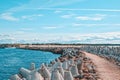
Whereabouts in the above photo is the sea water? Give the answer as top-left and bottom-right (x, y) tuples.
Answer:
(0, 48), (60, 80)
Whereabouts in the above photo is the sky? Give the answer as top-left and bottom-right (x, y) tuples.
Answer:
(0, 0), (120, 44)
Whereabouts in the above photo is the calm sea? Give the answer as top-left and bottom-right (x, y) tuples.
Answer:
(0, 48), (60, 80)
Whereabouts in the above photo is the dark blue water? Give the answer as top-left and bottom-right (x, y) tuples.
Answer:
(0, 48), (60, 80)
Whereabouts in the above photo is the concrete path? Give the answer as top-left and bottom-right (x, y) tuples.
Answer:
(84, 52), (120, 80)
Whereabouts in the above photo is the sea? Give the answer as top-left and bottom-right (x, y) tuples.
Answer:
(0, 48), (60, 80)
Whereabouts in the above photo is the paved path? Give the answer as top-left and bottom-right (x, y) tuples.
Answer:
(84, 52), (120, 80)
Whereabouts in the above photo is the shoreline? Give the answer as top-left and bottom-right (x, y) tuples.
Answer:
(6, 44), (120, 80)
(1, 44), (119, 66)
(10, 48), (99, 80)
(4, 44), (120, 67)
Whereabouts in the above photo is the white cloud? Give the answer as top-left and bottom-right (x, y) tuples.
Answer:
(44, 8), (120, 12)
(0, 32), (120, 44)
(43, 26), (57, 29)
(75, 14), (105, 21)
(45, 0), (83, 8)
(61, 14), (73, 18)
(72, 23), (120, 27)
(15, 8), (120, 12)
(95, 14), (106, 17)
(56, 32), (120, 44)
(72, 23), (84, 26)
(37, 8), (120, 12)
(15, 31), (25, 34)
(21, 14), (43, 20)
(42, 25), (64, 29)
(20, 28), (33, 31)
(72, 23), (99, 27)
(0, 34), (15, 43)
(0, 13), (19, 21)
(54, 10), (62, 13)
(6, 0), (120, 13)
(60, 13), (106, 20)
(8, 0), (84, 12)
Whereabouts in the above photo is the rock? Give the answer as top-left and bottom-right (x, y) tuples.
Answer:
(30, 63), (35, 71)
(20, 67), (31, 78)
(10, 74), (21, 80)
(64, 71), (74, 80)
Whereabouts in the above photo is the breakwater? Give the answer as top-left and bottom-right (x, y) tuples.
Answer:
(10, 48), (99, 80)
(20, 46), (64, 54)
(17, 44), (120, 66)
(17, 44), (83, 54)
(8, 44), (120, 80)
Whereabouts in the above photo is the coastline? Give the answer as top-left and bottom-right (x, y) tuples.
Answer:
(10, 48), (100, 80)
(1, 44), (119, 80)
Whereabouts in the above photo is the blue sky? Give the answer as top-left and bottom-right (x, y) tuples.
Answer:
(0, 0), (120, 44)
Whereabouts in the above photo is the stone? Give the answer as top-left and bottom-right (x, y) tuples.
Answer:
(10, 74), (21, 80)
(20, 67), (31, 78)
(64, 71), (74, 80)
(30, 63), (35, 71)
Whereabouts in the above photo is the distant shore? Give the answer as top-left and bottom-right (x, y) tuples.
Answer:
(1, 44), (120, 54)
(0, 43), (120, 48)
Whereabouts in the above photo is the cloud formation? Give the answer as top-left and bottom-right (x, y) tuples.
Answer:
(61, 14), (74, 18)
(0, 32), (120, 44)
(72, 23), (120, 27)
(76, 16), (102, 21)
(7, 0), (83, 12)
(21, 14), (43, 20)
(37, 8), (120, 12)
(76, 14), (106, 21)
(43, 26), (57, 29)
(0, 13), (19, 21)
